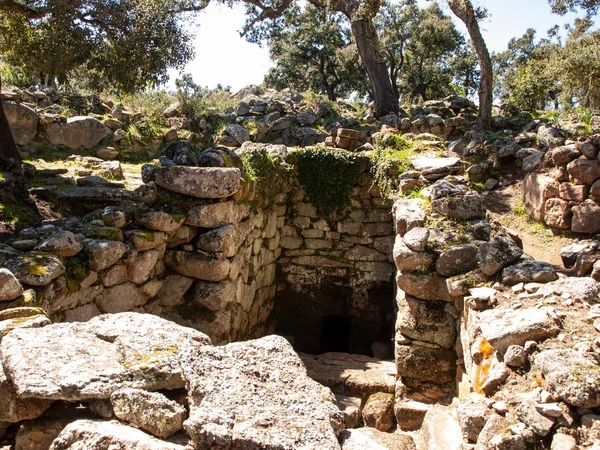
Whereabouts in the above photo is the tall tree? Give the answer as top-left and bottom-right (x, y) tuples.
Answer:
(447, 0), (492, 130)
(550, 0), (600, 15)
(263, 5), (352, 100)
(244, 0), (399, 117)
(0, 73), (22, 176)
(0, 0), (200, 172)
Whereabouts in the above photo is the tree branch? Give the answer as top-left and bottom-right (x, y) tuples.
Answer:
(0, 0), (46, 19)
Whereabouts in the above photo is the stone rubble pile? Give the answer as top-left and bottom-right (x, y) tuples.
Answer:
(0, 312), (348, 449)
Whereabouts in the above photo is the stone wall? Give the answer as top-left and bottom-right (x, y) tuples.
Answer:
(0, 166), (284, 345)
(274, 173), (396, 356)
(523, 135), (600, 235)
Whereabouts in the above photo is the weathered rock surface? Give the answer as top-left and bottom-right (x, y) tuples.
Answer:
(431, 194), (487, 220)
(186, 201), (239, 228)
(362, 392), (395, 431)
(1, 313), (211, 400)
(180, 335), (344, 450)
(85, 240), (126, 272)
(396, 292), (456, 349)
(43, 117), (110, 149)
(36, 231), (82, 257)
(340, 428), (416, 450)
(49, 419), (187, 450)
(478, 236), (523, 276)
(457, 394), (490, 443)
(164, 250), (231, 281)
(502, 260), (558, 285)
(535, 349), (600, 408)
(0, 365), (52, 423)
(421, 407), (463, 450)
(7, 252), (65, 286)
(0, 268), (23, 301)
(477, 308), (560, 354)
(4, 101), (39, 145)
(301, 352), (396, 400)
(155, 166), (241, 198)
(111, 388), (186, 439)
(536, 277), (600, 303)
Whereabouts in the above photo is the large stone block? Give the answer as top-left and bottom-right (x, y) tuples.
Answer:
(155, 167), (241, 199)
(572, 199), (600, 234)
(164, 250), (231, 281)
(3, 101), (38, 145)
(43, 116), (110, 149)
(523, 173), (559, 222)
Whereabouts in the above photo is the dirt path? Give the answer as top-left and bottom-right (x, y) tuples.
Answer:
(483, 181), (578, 269)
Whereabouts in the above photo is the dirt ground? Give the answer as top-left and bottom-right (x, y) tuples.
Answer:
(483, 181), (578, 270)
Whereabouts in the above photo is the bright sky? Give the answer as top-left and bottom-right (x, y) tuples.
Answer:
(168, 0), (590, 93)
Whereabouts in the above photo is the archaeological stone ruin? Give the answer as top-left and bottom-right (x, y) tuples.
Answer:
(0, 87), (600, 449)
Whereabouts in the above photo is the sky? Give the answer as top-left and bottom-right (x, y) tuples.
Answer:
(168, 0), (589, 93)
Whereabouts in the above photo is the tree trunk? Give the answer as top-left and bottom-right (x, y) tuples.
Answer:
(0, 74), (23, 175)
(448, 0), (492, 130)
(350, 18), (398, 118)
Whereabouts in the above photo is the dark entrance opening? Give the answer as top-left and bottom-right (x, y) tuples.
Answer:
(320, 315), (351, 353)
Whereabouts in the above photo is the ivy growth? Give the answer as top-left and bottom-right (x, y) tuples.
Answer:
(370, 133), (416, 199)
(241, 148), (283, 203)
(293, 147), (365, 217)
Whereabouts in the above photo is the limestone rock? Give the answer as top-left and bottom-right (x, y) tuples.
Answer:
(538, 124), (565, 148)
(477, 308), (560, 354)
(395, 344), (455, 384)
(535, 349), (600, 408)
(396, 292), (456, 349)
(48, 419), (187, 450)
(164, 250), (231, 281)
(536, 277), (600, 303)
(362, 392), (395, 431)
(421, 407), (463, 450)
(301, 352), (396, 400)
(155, 167), (241, 199)
(43, 117), (110, 149)
(516, 399), (555, 436)
(393, 237), (436, 272)
(572, 199), (600, 234)
(335, 394), (361, 429)
(166, 226), (197, 248)
(224, 124), (250, 145)
(128, 249), (159, 285)
(0, 312), (50, 341)
(130, 231), (167, 251)
(85, 240), (126, 272)
(396, 271), (454, 302)
(431, 194), (487, 220)
(0, 365), (52, 423)
(502, 261), (558, 285)
(7, 252), (65, 286)
(36, 231), (82, 257)
(476, 413), (524, 450)
(180, 335), (343, 449)
(504, 345), (527, 367)
(480, 362), (510, 396)
(478, 236), (523, 276)
(3, 101), (39, 145)
(340, 428), (416, 450)
(111, 388), (186, 439)
(186, 201), (238, 228)
(457, 394), (490, 442)
(1, 312), (211, 401)
(436, 244), (479, 277)
(190, 280), (235, 311)
(0, 268), (23, 302)
(393, 198), (427, 236)
(152, 275), (193, 308)
(136, 211), (185, 233)
(523, 173), (559, 222)
(403, 227), (429, 252)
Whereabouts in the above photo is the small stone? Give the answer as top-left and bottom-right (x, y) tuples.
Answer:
(36, 231), (82, 257)
(111, 388), (186, 439)
(0, 268), (23, 302)
(362, 392), (395, 431)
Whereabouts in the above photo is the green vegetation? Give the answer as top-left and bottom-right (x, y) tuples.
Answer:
(64, 250), (92, 294)
(241, 148), (283, 203)
(370, 133), (416, 199)
(293, 147), (366, 217)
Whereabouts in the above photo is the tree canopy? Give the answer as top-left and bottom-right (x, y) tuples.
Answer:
(0, 0), (201, 92)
